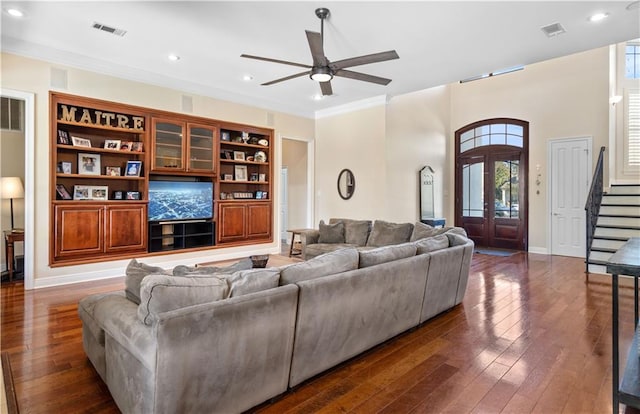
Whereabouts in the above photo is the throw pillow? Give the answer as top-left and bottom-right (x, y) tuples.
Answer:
(358, 243), (417, 268)
(318, 220), (345, 243)
(279, 247), (359, 285)
(125, 259), (170, 305)
(366, 220), (414, 247)
(226, 268), (280, 297)
(410, 221), (441, 241)
(137, 274), (229, 325)
(330, 219), (372, 246)
(446, 232), (469, 247)
(415, 234), (450, 254)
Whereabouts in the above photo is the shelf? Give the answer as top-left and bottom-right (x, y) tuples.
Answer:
(57, 173), (145, 180)
(57, 119), (144, 134)
(220, 180), (268, 185)
(220, 141), (270, 150)
(57, 144), (144, 155)
(220, 159), (268, 166)
(155, 142), (182, 148)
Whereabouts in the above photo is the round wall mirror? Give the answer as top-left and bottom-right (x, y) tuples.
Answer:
(337, 169), (355, 200)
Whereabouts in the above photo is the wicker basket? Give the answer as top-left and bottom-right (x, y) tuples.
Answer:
(250, 255), (269, 268)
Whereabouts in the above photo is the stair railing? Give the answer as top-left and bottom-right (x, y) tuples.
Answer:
(585, 146), (606, 273)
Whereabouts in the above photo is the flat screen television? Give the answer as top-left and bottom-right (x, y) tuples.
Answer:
(148, 180), (213, 222)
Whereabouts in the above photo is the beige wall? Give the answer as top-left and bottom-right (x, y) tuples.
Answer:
(282, 138), (308, 232)
(1, 53), (314, 287)
(315, 105), (386, 222)
(1, 128), (26, 270)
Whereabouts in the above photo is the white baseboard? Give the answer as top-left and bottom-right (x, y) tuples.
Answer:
(528, 246), (548, 255)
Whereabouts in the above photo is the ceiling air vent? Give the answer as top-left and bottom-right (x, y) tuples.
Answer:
(92, 22), (127, 37)
(541, 22), (566, 38)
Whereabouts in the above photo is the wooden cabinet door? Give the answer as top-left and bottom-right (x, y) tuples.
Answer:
(247, 203), (271, 239)
(217, 203), (247, 243)
(187, 123), (215, 173)
(54, 204), (104, 259)
(151, 118), (185, 172)
(105, 204), (147, 253)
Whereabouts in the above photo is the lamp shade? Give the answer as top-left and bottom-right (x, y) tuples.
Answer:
(1, 176), (24, 199)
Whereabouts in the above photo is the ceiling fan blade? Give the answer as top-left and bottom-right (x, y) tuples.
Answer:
(330, 50), (399, 71)
(241, 54), (311, 69)
(320, 81), (333, 96)
(305, 30), (327, 66)
(334, 69), (392, 85)
(261, 70), (310, 86)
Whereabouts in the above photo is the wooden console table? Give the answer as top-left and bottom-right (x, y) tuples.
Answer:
(4, 230), (24, 282)
(608, 237), (640, 413)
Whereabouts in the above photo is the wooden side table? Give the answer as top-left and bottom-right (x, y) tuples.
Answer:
(287, 228), (314, 257)
(421, 218), (446, 228)
(4, 230), (24, 282)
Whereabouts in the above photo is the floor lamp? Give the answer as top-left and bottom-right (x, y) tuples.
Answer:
(1, 177), (25, 231)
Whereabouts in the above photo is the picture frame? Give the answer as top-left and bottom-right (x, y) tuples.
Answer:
(57, 161), (72, 174)
(78, 153), (101, 175)
(105, 166), (121, 176)
(255, 191), (263, 199)
(233, 151), (245, 161)
(57, 130), (71, 145)
(126, 191), (141, 200)
(71, 136), (92, 147)
(91, 186), (108, 201)
(234, 165), (248, 181)
(56, 184), (72, 200)
(223, 150), (233, 160)
(131, 141), (144, 152)
(119, 141), (132, 151)
(259, 173), (266, 182)
(250, 173), (259, 182)
(73, 185), (91, 200)
(223, 174), (233, 181)
(103, 139), (121, 150)
(221, 131), (230, 141)
(113, 191), (124, 200)
(125, 161), (142, 177)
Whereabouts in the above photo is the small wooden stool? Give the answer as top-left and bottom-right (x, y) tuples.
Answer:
(287, 228), (313, 257)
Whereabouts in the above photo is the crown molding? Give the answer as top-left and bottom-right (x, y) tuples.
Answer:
(315, 95), (388, 119)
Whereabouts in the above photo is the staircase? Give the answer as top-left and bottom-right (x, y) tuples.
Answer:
(588, 184), (640, 273)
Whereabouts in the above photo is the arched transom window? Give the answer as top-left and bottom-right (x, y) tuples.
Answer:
(459, 122), (524, 153)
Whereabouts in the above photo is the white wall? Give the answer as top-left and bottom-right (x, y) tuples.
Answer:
(281, 138), (308, 229)
(0, 52), (314, 287)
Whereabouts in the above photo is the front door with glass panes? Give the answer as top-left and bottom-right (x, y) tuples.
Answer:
(455, 119), (528, 251)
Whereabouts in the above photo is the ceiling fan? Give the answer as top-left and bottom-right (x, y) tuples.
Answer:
(240, 7), (399, 96)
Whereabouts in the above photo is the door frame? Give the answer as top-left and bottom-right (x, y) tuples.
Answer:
(1, 88), (35, 289)
(547, 136), (592, 257)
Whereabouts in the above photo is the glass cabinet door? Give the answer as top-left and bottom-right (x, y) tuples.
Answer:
(188, 124), (215, 172)
(152, 119), (184, 170)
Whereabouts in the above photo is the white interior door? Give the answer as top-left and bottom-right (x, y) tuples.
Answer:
(550, 137), (591, 257)
(280, 167), (288, 241)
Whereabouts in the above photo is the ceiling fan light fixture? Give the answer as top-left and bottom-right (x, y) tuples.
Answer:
(310, 67), (333, 82)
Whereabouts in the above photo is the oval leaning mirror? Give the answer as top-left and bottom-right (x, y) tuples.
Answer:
(337, 169), (355, 200)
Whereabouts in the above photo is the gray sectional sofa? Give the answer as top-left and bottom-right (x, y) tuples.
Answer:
(78, 222), (474, 413)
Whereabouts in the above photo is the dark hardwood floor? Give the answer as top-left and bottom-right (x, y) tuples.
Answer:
(1, 252), (636, 413)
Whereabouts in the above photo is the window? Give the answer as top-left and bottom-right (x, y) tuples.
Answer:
(626, 44), (640, 79)
(459, 121), (523, 153)
(0, 97), (23, 131)
(626, 89), (640, 168)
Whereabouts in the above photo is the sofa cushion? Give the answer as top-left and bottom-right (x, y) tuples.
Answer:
(358, 242), (417, 268)
(125, 259), (171, 305)
(226, 268), (280, 297)
(410, 221), (442, 241)
(280, 247), (359, 285)
(446, 232), (469, 247)
(415, 234), (450, 254)
(137, 274), (229, 325)
(366, 220), (414, 247)
(172, 258), (253, 276)
(318, 220), (345, 243)
(304, 243), (358, 260)
(330, 218), (372, 246)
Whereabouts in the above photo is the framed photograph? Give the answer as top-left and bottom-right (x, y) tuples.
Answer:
(234, 165), (248, 181)
(57, 161), (72, 174)
(255, 191), (263, 199)
(103, 140), (121, 150)
(126, 191), (141, 200)
(73, 185), (90, 200)
(57, 130), (70, 145)
(131, 141), (144, 152)
(223, 174), (233, 181)
(222, 150), (233, 160)
(112, 191), (124, 200)
(105, 166), (121, 176)
(56, 184), (72, 200)
(259, 173), (266, 182)
(91, 186), (108, 201)
(71, 136), (92, 147)
(125, 161), (142, 177)
(120, 141), (132, 151)
(250, 173), (258, 182)
(78, 153), (101, 175)
(233, 151), (245, 161)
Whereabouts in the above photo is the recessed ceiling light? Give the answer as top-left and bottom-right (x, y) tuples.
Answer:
(589, 12), (609, 22)
(312, 94), (324, 101)
(7, 8), (24, 17)
(168, 54), (180, 62)
(243, 75), (253, 82)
